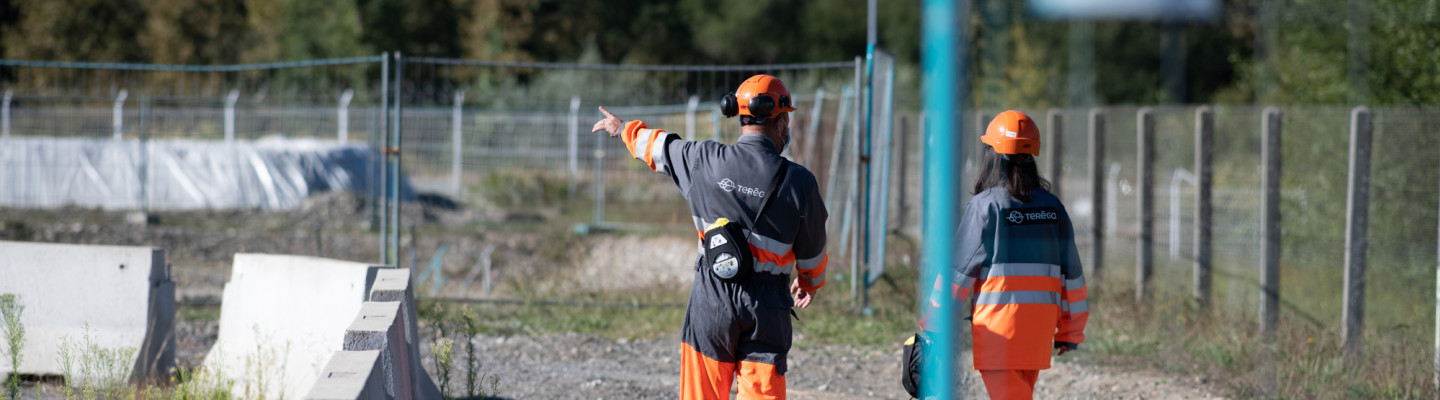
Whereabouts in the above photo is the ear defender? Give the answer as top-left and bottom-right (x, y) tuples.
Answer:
(748, 93), (777, 118)
(720, 93), (739, 117)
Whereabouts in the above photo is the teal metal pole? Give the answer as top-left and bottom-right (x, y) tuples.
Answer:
(921, 0), (962, 397)
(861, 0), (877, 309)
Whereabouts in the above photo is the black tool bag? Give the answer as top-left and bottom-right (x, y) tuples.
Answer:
(901, 331), (930, 398)
(702, 162), (788, 283)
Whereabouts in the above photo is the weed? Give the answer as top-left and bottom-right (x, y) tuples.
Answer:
(0, 294), (24, 400)
(430, 337), (454, 399)
(460, 308), (499, 399)
(168, 364), (235, 400)
(57, 324), (138, 400)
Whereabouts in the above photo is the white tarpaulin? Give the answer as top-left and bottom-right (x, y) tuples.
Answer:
(0, 136), (412, 210)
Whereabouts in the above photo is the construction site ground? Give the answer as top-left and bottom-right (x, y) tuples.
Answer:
(0, 192), (1227, 399)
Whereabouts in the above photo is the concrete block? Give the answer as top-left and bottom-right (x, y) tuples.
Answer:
(204, 253), (384, 400)
(367, 269), (442, 400)
(305, 350), (390, 400)
(0, 241), (173, 383)
(343, 301), (413, 400)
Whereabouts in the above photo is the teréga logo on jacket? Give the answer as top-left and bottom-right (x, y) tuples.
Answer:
(717, 178), (766, 198)
(1002, 207), (1059, 226)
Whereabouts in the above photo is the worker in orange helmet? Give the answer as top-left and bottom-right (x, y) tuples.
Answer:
(592, 74), (829, 400)
(918, 110), (1089, 399)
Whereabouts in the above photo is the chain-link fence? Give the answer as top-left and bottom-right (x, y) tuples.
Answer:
(390, 57), (865, 235)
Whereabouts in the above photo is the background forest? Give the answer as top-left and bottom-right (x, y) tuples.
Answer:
(1, 0), (1437, 108)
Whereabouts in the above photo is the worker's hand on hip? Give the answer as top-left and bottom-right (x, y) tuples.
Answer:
(591, 106), (624, 137)
(791, 278), (814, 309)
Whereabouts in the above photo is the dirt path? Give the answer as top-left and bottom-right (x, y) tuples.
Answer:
(431, 332), (1225, 400)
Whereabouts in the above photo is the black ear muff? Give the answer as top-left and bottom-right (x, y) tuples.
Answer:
(721, 93), (739, 117)
(748, 93), (776, 118)
(779, 94), (791, 110)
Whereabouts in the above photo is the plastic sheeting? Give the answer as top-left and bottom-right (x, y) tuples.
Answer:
(0, 136), (413, 210)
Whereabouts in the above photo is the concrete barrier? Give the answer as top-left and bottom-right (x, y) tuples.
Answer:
(0, 240), (174, 383)
(304, 269), (441, 400)
(305, 350), (388, 400)
(367, 269), (442, 400)
(342, 301), (412, 399)
(204, 253), (384, 400)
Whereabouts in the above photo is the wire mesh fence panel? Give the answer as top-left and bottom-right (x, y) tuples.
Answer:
(394, 58), (860, 229)
(0, 58), (390, 210)
(1275, 106), (1352, 323)
(1205, 106), (1266, 319)
(1363, 106), (1440, 343)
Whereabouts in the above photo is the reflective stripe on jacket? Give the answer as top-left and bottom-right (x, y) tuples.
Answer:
(930, 186), (1089, 370)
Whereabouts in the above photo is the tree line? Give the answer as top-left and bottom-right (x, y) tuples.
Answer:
(0, 0), (1435, 106)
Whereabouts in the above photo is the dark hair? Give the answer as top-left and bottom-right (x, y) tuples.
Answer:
(972, 145), (1051, 202)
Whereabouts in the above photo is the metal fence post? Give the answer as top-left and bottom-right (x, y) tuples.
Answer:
(1088, 109), (1106, 284)
(451, 90), (465, 198)
(339, 89), (354, 143)
(1046, 109), (1063, 196)
(1342, 106), (1372, 360)
(569, 96), (581, 200)
(224, 89), (239, 143)
(710, 109), (721, 141)
(686, 95), (699, 141)
(593, 108), (606, 226)
(113, 89), (127, 140)
(390, 52), (404, 266)
(2, 90), (11, 139)
(804, 88), (826, 164)
(825, 86), (853, 202)
(1195, 106), (1214, 308)
(1260, 106), (1283, 338)
(1136, 108), (1155, 301)
(379, 53), (390, 265)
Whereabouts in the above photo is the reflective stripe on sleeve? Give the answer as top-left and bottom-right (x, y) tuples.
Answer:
(648, 131), (675, 173)
(958, 276), (977, 291)
(796, 252), (826, 271)
(973, 290), (1064, 306)
(800, 272), (824, 288)
(747, 231), (793, 258)
(1065, 276), (1086, 290)
(1068, 299), (1089, 314)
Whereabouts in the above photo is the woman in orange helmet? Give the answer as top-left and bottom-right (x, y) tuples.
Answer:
(919, 110), (1089, 399)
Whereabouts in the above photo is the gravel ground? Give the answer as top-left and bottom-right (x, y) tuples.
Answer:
(2, 193), (1230, 399)
(421, 332), (1226, 400)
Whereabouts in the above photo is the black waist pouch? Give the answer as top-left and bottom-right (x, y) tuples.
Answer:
(700, 162), (787, 284)
(901, 331), (930, 398)
(703, 218), (754, 283)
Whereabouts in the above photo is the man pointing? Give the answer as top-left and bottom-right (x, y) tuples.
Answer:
(592, 74), (829, 400)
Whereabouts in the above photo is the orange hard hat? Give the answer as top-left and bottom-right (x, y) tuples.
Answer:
(981, 110), (1041, 155)
(721, 74), (797, 122)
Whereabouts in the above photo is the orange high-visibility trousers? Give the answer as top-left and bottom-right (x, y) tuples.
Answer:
(979, 369), (1039, 400)
(681, 343), (786, 400)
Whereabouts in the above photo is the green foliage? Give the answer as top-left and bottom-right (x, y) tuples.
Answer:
(429, 337), (455, 399)
(0, 294), (23, 400)
(57, 325), (138, 400)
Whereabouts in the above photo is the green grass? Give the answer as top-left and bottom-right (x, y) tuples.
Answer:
(1084, 257), (1437, 399)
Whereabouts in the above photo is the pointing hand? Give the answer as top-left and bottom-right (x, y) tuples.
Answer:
(591, 106), (624, 138)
